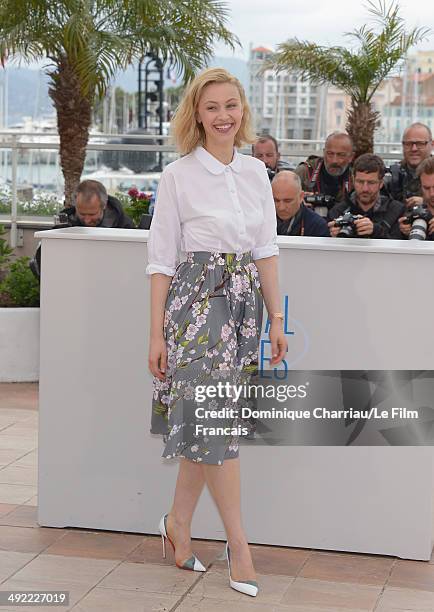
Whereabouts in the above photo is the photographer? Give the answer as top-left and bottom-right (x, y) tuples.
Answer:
(30, 180), (135, 280)
(328, 154), (404, 239)
(272, 171), (330, 237)
(296, 132), (354, 215)
(398, 156), (434, 241)
(383, 123), (433, 208)
(252, 135), (293, 180)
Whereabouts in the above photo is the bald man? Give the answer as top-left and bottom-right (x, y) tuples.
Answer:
(272, 171), (330, 237)
(296, 132), (354, 210)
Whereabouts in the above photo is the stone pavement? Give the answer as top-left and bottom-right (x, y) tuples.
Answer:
(0, 383), (434, 611)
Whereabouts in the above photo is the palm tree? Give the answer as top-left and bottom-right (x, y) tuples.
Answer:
(0, 1), (237, 206)
(268, 0), (428, 157)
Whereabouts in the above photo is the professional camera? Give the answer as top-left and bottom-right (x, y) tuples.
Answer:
(304, 193), (336, 218)
(53, 211), (70, 227)
(333, 212), (364, 238)
(403, 205), (433, 240)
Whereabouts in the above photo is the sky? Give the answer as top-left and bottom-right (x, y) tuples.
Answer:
(213, 0), (434, 60)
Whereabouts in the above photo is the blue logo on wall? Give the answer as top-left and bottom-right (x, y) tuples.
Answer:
(259, 295), (310, 378)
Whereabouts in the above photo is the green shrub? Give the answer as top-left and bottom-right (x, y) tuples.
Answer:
(0, 257), (40, 307)
(0, 223), (13, 281)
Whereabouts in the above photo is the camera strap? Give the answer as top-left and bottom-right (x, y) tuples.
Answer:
(308, 158), (352, 195)
(307, 159), (323, 192)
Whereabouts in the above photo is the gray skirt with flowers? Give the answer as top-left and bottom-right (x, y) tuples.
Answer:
(150, 251), (263, 465)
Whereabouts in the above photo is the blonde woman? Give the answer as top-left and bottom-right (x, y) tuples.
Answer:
(146, 67), (287, 597)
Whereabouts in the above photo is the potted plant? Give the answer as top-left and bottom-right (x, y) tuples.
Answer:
(116, 188), (153, 229)
(0, 224), (40, 382)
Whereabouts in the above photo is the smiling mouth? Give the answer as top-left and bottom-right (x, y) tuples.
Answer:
(213, 123), (234, 132)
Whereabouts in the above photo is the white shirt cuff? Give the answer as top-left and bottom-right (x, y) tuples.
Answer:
(252, 244), (279, 260)
(145, 263), (176, 276)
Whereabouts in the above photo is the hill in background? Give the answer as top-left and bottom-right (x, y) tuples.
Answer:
(1, 57), (248, 126)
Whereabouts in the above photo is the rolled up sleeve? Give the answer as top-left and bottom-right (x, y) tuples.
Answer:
(145, 169), (182, 276)
(252, 166), (279, 260)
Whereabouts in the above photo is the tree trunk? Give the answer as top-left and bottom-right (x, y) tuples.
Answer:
(48, 55), (92, 207)
(346, 101), (380, 159)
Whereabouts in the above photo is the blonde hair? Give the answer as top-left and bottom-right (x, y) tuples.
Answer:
(171, 67), (255, 155)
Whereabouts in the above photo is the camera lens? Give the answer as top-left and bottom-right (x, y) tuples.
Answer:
(337, 225), (355, 238)
(409, 218), (428, 240)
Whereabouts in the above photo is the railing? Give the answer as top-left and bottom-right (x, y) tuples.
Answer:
(0, 131), (404, 248)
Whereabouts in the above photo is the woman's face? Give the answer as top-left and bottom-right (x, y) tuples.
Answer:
(196, 82), (243, 147)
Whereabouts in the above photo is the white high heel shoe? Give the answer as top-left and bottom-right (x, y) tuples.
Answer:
(158, 513), (206, 572)
(225, 542), (259, 597)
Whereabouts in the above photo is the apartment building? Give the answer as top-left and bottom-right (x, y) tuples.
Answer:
(248, 45), (326, 141)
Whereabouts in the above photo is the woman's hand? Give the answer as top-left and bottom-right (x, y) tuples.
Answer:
(148, 334), (167, 380)
(269, 320), (287, 366)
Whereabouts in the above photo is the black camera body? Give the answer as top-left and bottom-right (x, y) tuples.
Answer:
(304, 194), (335, 208)
(304, 194), (336, 219)
(333, 212), (364, 238)
(403, 205), (433, 240)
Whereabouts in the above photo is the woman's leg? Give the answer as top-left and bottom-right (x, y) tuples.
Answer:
(166, 457), (206, 565)
(203, 457), (256, 582)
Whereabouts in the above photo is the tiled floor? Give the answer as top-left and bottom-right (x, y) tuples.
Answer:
(0, 383), (433, 611)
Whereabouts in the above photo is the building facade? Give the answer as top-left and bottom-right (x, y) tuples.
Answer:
(248, 45), (326, 141)
(325, 79), (400, 143)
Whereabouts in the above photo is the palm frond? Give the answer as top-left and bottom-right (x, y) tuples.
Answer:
(0, 0), (238, 94)
(269, 0), (430, 105)
(270, 40), (362, 98)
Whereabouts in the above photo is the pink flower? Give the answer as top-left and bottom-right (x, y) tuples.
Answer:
(138, 192), (151, 200)
(128, 187), (139, 198)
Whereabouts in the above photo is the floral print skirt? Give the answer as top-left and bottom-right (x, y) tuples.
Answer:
(150, 251), (263, 465)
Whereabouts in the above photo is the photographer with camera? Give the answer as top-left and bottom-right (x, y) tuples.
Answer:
(296, 132), (355, 217)
(272, 171), (330, 237)
(328, 154), (404, 239)
(30, 180), (135, 280)
(252, 135), (293, 181)
(383, 123), (433, 208)
(398, 156), (434, 241)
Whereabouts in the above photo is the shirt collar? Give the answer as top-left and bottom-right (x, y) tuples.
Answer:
(194, 146), (242, 174)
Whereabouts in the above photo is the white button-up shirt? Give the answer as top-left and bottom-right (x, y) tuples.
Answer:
(145, 145), (279, 276)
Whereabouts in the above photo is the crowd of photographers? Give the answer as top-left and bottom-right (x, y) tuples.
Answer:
(252, 122), (434, 241)
(30, 121), (434, 281)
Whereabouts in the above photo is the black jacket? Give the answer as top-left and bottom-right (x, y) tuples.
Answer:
(296, 156), (353, 205)
(329, 193), (405, 239)
(382, 161), (421, 203)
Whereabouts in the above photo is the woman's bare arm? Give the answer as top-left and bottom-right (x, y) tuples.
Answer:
(148, 273), (172, 379)
(254, 255), (287, 365)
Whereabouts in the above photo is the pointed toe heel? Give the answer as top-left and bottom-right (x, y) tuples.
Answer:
(158, 513), (206, 573)
(225, 542), (259, 597)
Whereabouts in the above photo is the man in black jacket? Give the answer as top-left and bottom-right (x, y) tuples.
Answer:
(296, 132), (355, 209)
(30, 180), (135, 280)
(328, 154), (404, 239)
(383, 122), (433, 208)
(398, 156), (434, 240)
(59, 180), (135, 228)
